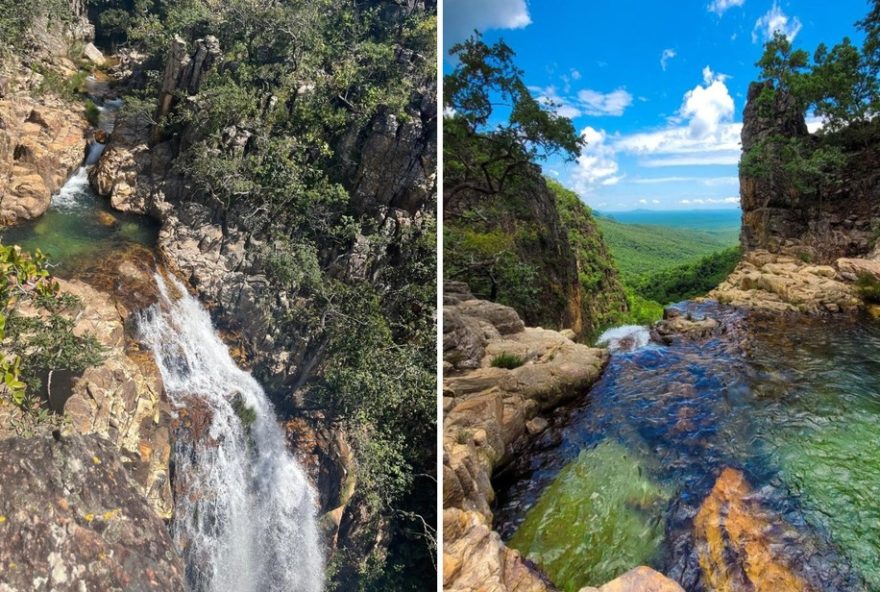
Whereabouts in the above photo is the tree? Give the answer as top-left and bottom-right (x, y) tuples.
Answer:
(444, 34), (584, 203)
(811, 37), (877, 131)
(756, 31), (810, 98)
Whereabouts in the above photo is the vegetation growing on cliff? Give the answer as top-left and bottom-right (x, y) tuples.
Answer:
(444, 35), (629, 337)
(742, 4), (880, 189)
(75, 2), (437, 589)
(0, 243), (103, 417)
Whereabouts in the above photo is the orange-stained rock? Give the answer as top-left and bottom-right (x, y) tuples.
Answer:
(694, 468), (812, 592)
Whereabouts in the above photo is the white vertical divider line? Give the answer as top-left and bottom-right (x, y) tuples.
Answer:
(435, 0), (445, 589)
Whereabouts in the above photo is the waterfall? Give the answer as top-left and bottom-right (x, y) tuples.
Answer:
(138, 275), (324, 592)
(596, 324), (651, 353)
(51, 167), (91, 209)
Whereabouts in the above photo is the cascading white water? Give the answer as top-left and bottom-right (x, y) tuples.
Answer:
(138, 275), (324, 592)
(595, 324), (651, 353)
(51, 167), (91, 209)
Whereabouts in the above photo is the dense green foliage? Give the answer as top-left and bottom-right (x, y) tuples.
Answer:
(596, 216), (741, 318)
(596, 216), (737, 282)
(0, 243), (104, 414)
(444, 35), (583, 204)
(633, 246), (742, 305)
(444, 36), (632, 336)
(743, 5), (880, 190)
(0, 0), (70, 52)
(80, 3), (438, 588)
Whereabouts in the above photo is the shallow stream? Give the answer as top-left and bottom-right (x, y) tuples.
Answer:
(497, 301), (880, 592)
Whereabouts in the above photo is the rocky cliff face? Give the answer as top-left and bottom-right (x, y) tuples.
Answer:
(89, 11), (436, 581)
(739, 81), (880, 261)
(445, 169), (628, 340)
(0, 434), (184, 591)
(0, 96), (88, 224)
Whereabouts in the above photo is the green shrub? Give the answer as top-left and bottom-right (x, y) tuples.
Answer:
(84, 99), (100, 127)
(491, 352), (525, 369)
(856, 273), (880, 303)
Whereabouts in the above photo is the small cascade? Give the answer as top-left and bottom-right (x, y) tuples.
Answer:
(595, 324), (651, 353)
(50, 167), (91, 209)
(138, 275), (324, 592)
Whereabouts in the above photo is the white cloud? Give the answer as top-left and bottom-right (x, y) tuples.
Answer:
(752, 2), (801, 43)
(444, 0), (531, 49)
(577, 89), (634, 116)
(632, 176), (739, 185)
(534, 86), (633, 118)
(708, 0), (745, 16)
(571, 126), (622, 193)
(661, 49), (677, 71)
(612, 66), (741, 167)
(652, 199), (661, 204)
(571, 69), (582, 80)
(639, 199), (648, 204)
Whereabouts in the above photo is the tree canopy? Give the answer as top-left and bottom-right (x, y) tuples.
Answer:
(444, 34), (584, 201)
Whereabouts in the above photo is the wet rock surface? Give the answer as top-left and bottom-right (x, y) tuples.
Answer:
(0, 96), (88, 224)
(0, 434), (184, 591)
(578, 567), (684, 592)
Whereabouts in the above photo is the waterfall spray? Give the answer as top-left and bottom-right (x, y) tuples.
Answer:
(138, 275), (324, 592)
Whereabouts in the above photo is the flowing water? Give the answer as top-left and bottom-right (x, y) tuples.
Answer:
(139, 275), (324, 592)
(2, 97), (324, 591)
(496, 301), (880, 592)
(1, 99), (157, 275)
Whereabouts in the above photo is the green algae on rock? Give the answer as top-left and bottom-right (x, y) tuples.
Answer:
(508, 440), (671, 592)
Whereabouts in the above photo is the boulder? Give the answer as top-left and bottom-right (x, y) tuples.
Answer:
(710, 250), (861, 314)
(836, 257), (880, 282)
(83, 42), (106, 66)
(443, 289), (622, 592)
(0, 434), (185, 591)
(0, 96), (88, 224)
(578, 567), (684, 592)
(693, 468), (810, 592)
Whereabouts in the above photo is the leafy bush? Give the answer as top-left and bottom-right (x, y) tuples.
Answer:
(0, 243), (104, 411)
(856, 273), (880, 303)
(490, 352), (525, 369)
(84, 99), (101, 127)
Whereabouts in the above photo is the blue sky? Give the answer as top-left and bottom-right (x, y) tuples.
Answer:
(444, 0), (870, 211)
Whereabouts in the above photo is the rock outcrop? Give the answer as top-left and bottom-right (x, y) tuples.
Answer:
(444, 287), (675, 591)
(739, 81), (880, 262)
(578, 567), (684, 592)
(444, 169), (628, 340)
(0, 434), (184, 591)
(0, 97), (88, 224)
(693, 468), (812, 592)
(710, 250), (862, 314)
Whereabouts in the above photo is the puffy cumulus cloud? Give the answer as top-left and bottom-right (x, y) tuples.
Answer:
(661, 48), (677, 71)
(681, 67), (734, 138)
(444, 0), (531, 50)
(533, 86), (633, 118)
(752, 2), (801, 43)
(708, 0), (745, 16)
(612, 65), (741, 167)
(571, 126), (623, 193)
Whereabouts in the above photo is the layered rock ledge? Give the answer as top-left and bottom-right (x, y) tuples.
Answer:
(442, 284), (681, 592)
(709, 250), (873, 314)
